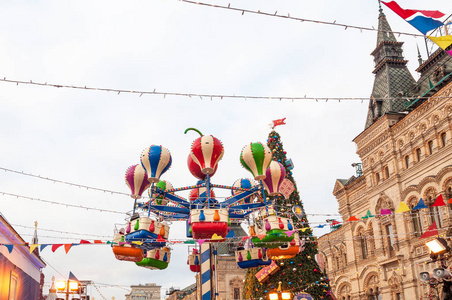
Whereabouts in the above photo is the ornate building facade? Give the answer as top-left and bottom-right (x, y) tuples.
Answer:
(318, 5), (452, 300)
(125, 283), (161, 300)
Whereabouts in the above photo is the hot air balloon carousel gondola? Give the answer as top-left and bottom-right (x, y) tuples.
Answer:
(235, 244), (271, 269)
(267, 232), (301, 260)
(136, 247), (171, 270)
(112, 228), (144, 262)
(187, 248), (201, 272)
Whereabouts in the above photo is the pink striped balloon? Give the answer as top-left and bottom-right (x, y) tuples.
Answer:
(262, 161), (286, 196)
(190, 135), (224, 175)
(125, 164), (150, 199)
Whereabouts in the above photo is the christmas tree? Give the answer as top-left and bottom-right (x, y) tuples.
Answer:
(243, 128), (331, 300)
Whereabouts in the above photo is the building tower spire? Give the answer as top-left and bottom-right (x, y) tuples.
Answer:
(364, 4), (416, 129)
(32, 220), (38, 244)
(417, 44), (423, 66)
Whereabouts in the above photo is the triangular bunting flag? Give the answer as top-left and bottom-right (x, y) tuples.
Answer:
(69, 272), (79, 281)
(64, 244), (73, 254)
(197, 239), (207, 246)
(362, 210), (374, 219)
(412, 198), (428, 210)
(183, 240), (195, 244)
(79, 240), (91, 244)
(420, 222), (438, 239)
(29, 244), (39, 254)
(94, 240), (103, 244)
(3, 244), (14, 253)
(427, 35), (452, 51)
(226, 230), (235, 238)
(396, 202), (411, 213)
(40, 244), (50, 251)
(257, 234), (266, 240)
(286, 230), (296, 237)
(431, 194), (446, 207)
(51, 244), (63, 252)
(449, 197), (452, 204)
(380, 209), (392, 215)
(315, 224), (326, 228)
(347, 216), (359, 222)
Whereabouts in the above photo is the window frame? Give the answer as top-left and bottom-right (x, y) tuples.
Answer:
(440, 132), (447, 148)
(404, 155), (410, 169)
(9, 271), (18, 300)
(427, 140), (434, 155)
(416, 148), (422, 162)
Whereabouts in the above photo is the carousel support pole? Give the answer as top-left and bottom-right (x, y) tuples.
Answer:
(131, 197), (138, 215)
(147, 182), (155, 217)
(213, 243), (219, 300)
(200, 242), (213, 300)
(259, 180), (269, 215)
(206, 172), (211, 208)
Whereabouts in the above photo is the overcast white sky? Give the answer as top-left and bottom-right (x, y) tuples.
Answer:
(0, 0), (450, 299)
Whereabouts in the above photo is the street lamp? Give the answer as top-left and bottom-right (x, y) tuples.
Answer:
(426, 238), (450, 258)
(55, 274), (80, 300)
(268, 282), (292, 300)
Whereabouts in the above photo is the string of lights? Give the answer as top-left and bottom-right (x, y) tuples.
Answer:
(1, 77), (447, 103)
(19, 233), (107, 241)
(12, 223), (111, 238)
(92, 283), (107, 300)
(176, 0), (424, 37)
(8, 223), (452, 244)
(0, 191), (126, 215)
(40, 256), (66, 278)
(0, 166), (129, 197)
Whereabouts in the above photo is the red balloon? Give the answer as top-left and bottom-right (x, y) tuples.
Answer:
(189, 187), (215, 202)
(187, 155), (218, 180)
(189, 135), (224, 175)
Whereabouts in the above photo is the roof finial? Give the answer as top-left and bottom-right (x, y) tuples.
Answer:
(378, 0), (384, 16)
(417, 44), (423, 66)
(32, 220), (38, 244)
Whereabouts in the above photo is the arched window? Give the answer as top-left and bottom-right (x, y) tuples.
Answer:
(425, 188), (442, 228)
(404, 155), (410, 169)
(384, 166), (389, 179)
(367, 223), (376, 255)
(416, 148), (422, 162)
(375, 173), (380, 184)
(427, 140), (434, 155)
(357, 228), (368, 260)
(440, 132), (447, 147)
(408, 197), (423, 237)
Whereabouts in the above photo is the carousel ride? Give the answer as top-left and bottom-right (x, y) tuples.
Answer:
(112, 128), (302, 271)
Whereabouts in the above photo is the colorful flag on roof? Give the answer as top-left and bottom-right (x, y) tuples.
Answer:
(382, 1), (445, 35)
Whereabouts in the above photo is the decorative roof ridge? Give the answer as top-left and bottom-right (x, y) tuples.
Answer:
(370, 41), (404, 56)
(415, 47), (447, 73)
(372, 58), (409, 74)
